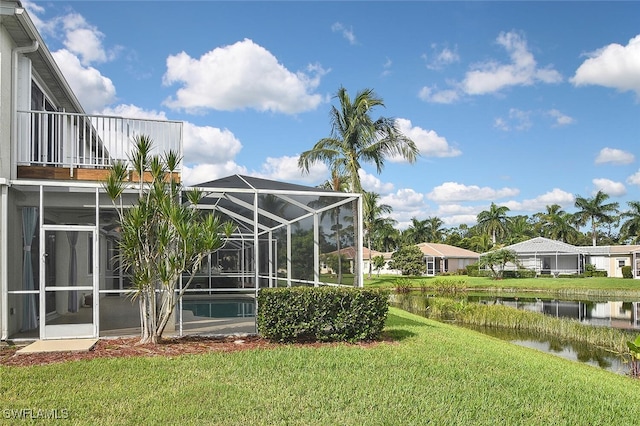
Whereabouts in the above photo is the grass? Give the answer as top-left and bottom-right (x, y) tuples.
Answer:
(3, 308), (640, 425)
(365, 274), (640, 297)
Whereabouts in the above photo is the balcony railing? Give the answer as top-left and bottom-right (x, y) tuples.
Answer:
(16, 110), (183, 177)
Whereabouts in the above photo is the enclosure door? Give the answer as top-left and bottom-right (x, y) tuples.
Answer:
(40, 225), (98, 339)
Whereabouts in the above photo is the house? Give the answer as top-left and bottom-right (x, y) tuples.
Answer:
(0, 2), (361, 341)
(491, 237), (586, 276)
(579, 245), (640, 278)
(324, 246), (399, 276)
(415, 242), (480, 276)
(333, 243), (480, 277)
(486, 237), (640, 278)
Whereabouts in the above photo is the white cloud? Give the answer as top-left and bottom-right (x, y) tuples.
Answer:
(101, 104), (166, 120)
(494, 108), (532, 131)
(52, 49), (116, 113)
(504, 188), (575, 212)
(425, 44), (460, 70)
(257, 155), (327, 184)
(592, 178), (626, 196)
(463, 31), (562, 95)
(427, 182), (519, 203)
(547, 109), (575, 127)
(595, 147), (635, 165)
(418, 85), (460, 104)
(359, 170), (395, 194)
(331, 22), (357, 45)
(162, 39), (326, 114)
(420, 31), (562, 103)
(59, 13), (117, 65)
(395, 118), (462, 158)
(381, 58), (393, 77)
(380, 188), (429, 228)
(183, 162), (248, 186)
(571, 34), (640, 97)
(183, 124), (242, 166)
(627, 170), (640, 186)
(441, 214), (478, 227)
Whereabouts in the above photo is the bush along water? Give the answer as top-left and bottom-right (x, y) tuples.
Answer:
(626, 336), (640, 378)
(391, 294), (635, 356)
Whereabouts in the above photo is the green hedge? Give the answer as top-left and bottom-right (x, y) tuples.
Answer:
(502, 269), (537, 279)
(257, 287), (390, 343)
(622, 265), (633, 279)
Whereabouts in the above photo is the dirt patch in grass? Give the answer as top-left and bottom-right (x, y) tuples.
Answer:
(0, 335), (389, 367)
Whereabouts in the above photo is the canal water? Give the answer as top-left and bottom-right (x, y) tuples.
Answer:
(392, 293), (638, 375)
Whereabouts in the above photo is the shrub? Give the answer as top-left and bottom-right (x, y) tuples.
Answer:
(466, 263), (479, 277)
(390, 245), (426, 275)
(622, 265), (633, 279)
(584, 263), (606, 278)
(502, 269), (536, 279)
(395, 278), (413, 294)
(257, 287), (390, 343)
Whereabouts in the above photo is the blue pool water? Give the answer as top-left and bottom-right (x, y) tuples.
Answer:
(182, 299), (255, 318)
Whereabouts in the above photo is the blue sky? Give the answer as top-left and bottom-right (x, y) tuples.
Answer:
(25, 1), (640, 230)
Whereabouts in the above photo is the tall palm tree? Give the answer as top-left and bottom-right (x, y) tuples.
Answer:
(476, 202), (510, 245)
(573, 190), (619, 246)
(298, 87), (418, 285)
(425, 216), (445, 243)
(405, 217), (429, 244)
(375, 221), (401, 252)
(535, 204), (580, 243)
(620, 201), (640, 244)
(506, 215), (534, 244)
(362, 191), (393, 278)
(318, 169), (350, 283)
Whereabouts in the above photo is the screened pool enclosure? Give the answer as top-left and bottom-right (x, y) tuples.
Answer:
(4, 175), (362, 340)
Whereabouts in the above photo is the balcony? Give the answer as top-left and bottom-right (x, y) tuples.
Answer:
(16, 110), (183, 182)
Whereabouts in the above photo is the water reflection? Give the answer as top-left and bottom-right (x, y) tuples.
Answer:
(467, 296), (640, 331)
(461, 325), (628, 375)
(391, 293), (636, 375)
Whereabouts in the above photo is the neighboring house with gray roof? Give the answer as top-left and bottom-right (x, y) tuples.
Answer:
(485, 237), (640, 278)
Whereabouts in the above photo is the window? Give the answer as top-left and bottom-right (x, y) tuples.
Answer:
(618, 259), (626, 268)
(30, 81), (59, 164)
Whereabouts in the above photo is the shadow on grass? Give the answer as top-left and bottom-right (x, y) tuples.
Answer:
(386, 312), (431, 328)
(383, 329), (416, 341)
(382, 312), (434, 341)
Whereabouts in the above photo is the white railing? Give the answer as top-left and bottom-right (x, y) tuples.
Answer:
(16, 110), (183, 172)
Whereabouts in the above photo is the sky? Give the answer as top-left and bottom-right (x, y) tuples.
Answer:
(23, 1), (640, 230)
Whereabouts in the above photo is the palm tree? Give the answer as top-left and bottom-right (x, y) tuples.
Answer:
(318, 169), (350, 283)
(476, 202), (510, 245)
(535, 204), (580, 243)
(620, 201), (640, 244)
(573, 190), (620, 246)
(362, 191), (393, 278)
(425, 216), (445, 243)
(375, 221), (401, 252)
(404, 217), (429, 244)
(298, 87), (418, 285)
(506, 215), (534, 244)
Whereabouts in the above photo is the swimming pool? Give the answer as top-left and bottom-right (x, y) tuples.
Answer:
(182, 298), (256, 318)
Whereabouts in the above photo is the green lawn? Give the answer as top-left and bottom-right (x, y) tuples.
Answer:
(365, 274), (640, 293)
(2, 308), (640, 425)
